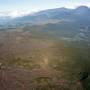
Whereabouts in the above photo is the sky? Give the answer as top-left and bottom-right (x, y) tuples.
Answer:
(0, 0), (90, 16)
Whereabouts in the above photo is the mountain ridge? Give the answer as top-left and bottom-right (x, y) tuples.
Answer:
(0, 6), (90, 42)
(0, 5), (90, 26)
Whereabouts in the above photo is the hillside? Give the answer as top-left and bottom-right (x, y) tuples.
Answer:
(0, 6), (90, 90)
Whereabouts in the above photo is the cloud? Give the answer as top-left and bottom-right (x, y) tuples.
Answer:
(9, 10), (29, 18)
(0, 10), (31, 18)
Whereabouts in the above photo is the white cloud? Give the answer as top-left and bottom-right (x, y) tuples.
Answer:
(0, 10), (32, 18)
(9, 10), (29, 18)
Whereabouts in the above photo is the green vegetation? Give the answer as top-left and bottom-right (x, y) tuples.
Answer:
(0, 29), (90, 90)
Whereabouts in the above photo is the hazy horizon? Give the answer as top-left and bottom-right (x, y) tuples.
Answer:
(0, 0), (90, 13)
(0, 5), (90, 18)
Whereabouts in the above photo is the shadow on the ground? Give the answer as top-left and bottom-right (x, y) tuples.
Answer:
(81, 78), (90, 90)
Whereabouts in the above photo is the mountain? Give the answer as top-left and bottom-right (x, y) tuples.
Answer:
(9, 6), (90, 24)
(0, 6), (90, 42)
(0, 6), (90, 26)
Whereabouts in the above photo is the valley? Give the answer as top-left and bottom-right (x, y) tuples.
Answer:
(0, 28), (89, 90)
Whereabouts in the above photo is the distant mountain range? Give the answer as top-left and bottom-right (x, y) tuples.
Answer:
(0, 6), (90, 42)
(0, 6), (90, 26)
